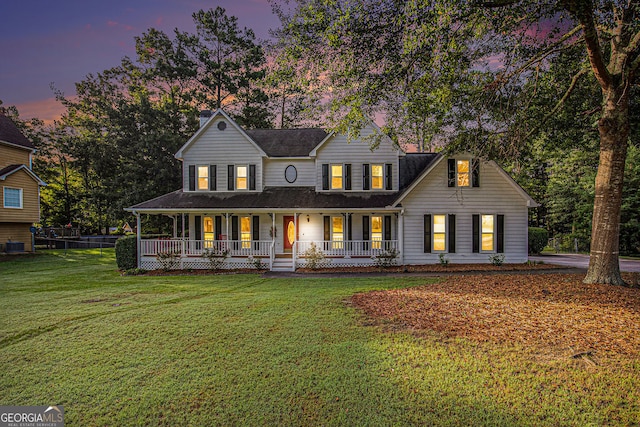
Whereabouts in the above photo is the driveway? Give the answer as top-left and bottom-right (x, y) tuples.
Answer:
(529, 253), (640, 273)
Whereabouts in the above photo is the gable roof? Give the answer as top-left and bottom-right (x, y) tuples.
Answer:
(0, 164), (46, 185)
(245, 129), (328, 157)
(175, 109), (267, 159)
(0, 114), (35, 151)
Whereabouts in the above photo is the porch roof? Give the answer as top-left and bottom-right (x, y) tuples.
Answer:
(127, 186), (401, 213)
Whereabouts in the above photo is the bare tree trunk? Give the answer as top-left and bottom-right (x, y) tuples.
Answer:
(584, 87), (629, 285)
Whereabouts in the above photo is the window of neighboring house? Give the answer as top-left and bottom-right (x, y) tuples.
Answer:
(433, 214), (447, 251)
(3, 187), (22, 209)
(371, 165), (384, 189)
(331, 165), (343, 189)
(241, 216), (251, 248)
(371, 216), (383, 249)
(332, 216), (344, 249)
(197, 166), (209, 190)
(236, 166), (248, 190)
(481, 214), (494, 251)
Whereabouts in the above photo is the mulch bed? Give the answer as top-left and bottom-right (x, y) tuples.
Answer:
(351, 273), (640, 358)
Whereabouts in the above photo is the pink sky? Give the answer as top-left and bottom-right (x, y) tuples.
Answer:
(0, 0), (277, 123)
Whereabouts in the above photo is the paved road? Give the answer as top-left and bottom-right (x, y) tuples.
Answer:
(529, 253), (640, 273)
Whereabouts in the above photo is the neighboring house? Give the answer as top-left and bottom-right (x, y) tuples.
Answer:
(127, 109), (537, 271)
(0, 114), (46, 252)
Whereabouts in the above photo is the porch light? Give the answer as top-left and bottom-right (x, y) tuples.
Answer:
(306, 215), (310, 222)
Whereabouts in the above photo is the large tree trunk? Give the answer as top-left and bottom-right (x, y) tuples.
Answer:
(584, 87), (629, 285)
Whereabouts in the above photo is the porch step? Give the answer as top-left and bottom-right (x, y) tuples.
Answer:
(271, 256), (294, 272)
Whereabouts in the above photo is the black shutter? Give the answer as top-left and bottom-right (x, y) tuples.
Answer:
(252, 215), (260, 241)
(362, 216), (370, 251)
(188, 165), (196, 191)
(209, 165), (217, 191)
(347, 215), (352, 240)
(323, 216), (330, 250)
(472, 159), (480, 187)
(249, 164), (256, 190)
(214, 216), (222, 240)
(447, 159), (456, 187)
(228, 165), (234, 190)
(424, 214), (431, 253)
(384, 215), (392, 249)
(322, 164), (329, 190)
(497, 214), (504, 253)
(472, 214), (480, 253)
(231, 216), (239, 240)
(195, 215), (202, 240)
(363, 164), (370, 190)
(385, 163), (393, 190)
(448, 214), (456, 253)
(344, 164), (352, 190)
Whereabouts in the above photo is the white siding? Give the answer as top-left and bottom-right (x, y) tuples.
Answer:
(182, 117), (264, 191)
(401, 159), (530, 264)
(314, 124), (401, 192)
(263, 159), (315, 187)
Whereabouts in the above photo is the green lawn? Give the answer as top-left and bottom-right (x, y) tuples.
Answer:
(1, 250), (638, 426)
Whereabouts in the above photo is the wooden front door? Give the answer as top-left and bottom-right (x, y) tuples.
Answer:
(283, 216), (297, 251)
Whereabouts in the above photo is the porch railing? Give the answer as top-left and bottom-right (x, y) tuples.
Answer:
(140, 239), (271, 258)
(295, 240), (398, 258)
(140, 239), (398, 259)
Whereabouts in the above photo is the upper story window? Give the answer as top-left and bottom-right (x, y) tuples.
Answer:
(3, 187), (23, 209)
(227, 164), (256, 191)
(236, 166), (248, 190)
(363, 163), (393, 190)
(188, 165), (216, 191)
(197, 166), (209, 190)
(448, 158), (479, 188)
(322, 164), (352, 190)
(331, 165), (342, 189)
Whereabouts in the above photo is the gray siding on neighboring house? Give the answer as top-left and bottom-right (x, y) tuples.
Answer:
(181, 117), (264, 191)
(400, 158), (530, 264)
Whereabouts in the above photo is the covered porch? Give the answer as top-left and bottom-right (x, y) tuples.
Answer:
(133, 211), (402, 271)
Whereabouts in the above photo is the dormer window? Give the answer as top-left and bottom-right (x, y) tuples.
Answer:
(448, 158), (479, 188)
(371, 165), (383, 189)
(227, 164), (256, 191)
(363, 163), (393, 190)
(197, 166), (209, 190)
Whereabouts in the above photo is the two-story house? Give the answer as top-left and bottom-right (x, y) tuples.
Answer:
(127, 109), (537, 271)
(0, 114), (46, 252)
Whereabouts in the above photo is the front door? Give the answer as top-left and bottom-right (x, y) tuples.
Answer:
(283, 216), (297, 251)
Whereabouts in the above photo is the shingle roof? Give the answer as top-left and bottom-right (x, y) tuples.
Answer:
(0, 114), (35, 150)
(399, 153), (440, 190)
(245, 129), (328, 157)
(129, 187), (400, 211)
(0, 164), (46, 185)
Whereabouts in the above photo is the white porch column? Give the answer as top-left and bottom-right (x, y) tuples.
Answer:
(135, 212), (141, 268)
(398, 210), (404, 265)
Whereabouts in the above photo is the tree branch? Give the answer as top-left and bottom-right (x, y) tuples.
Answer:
(563, 0), (612, 88)
(523, 67), (589, 141)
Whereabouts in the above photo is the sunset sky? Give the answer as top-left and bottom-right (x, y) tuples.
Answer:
(0, 0), (279, 122)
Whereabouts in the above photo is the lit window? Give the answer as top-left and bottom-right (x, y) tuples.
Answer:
(457, 160), (470, 187)
(241, 216), (251, 248)
(197, 166), (209, 190)
(3, 187), (22, 209)
(433, 215), (446, 251)
(482, 215), (494, 251)
(204, 217), (214, 247)
(331, 165), (343, 189)
(236, 166), (247, 190)
(371, 164), (383, 189)
(332, 216), (343, 249)
(371, 216), (383, 249)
